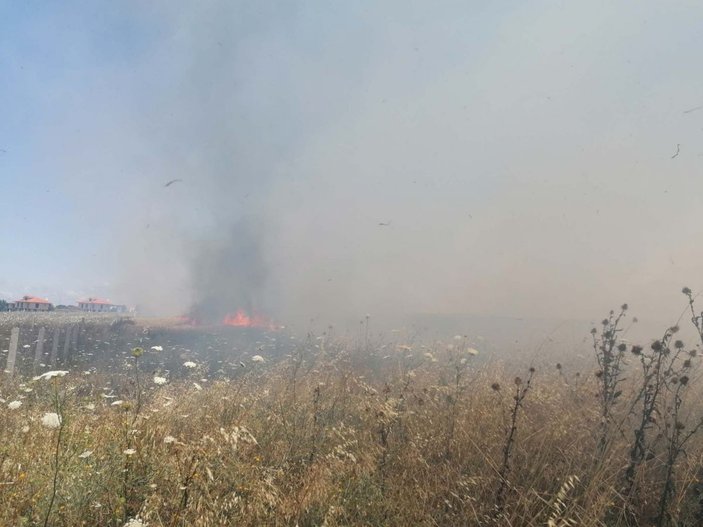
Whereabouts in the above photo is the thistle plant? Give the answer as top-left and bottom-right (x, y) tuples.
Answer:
(494, 366), (535, 516)
(623, 327), (678, 496)
(591, 304), (631, 452)
(655, 355), (703, 527)
(683, 286), (703, 345)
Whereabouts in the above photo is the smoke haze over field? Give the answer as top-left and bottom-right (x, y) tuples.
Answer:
(3, 2), (703, 329)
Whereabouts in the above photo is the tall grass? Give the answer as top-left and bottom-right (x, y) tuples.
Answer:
(1, 291), (703, 525)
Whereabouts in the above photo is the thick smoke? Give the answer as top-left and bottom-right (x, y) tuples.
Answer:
(18, 1), (703, 331)
(188, 217), (268, 323)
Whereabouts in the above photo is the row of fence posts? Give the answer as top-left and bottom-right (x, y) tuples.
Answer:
(3, 323), (83, 377)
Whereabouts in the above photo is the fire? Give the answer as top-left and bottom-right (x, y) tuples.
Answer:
(222, 309), (277, 330)
(177, 309), (278, 330)
(176, 315), (197, 326)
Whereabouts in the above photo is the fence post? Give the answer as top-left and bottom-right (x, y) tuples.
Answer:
(72, 322), (80, 353)
(34, 326), (46, 372)
(50, 327), (60, 366)
(6, 327), (19, 376)
(62, 325), (73, 365)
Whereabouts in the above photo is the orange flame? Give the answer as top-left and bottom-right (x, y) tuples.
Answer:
(223, 309), (276, 330)
(177, 315), (197, 326)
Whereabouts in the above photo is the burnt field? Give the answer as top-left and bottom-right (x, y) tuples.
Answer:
(0, 312), (289, 380)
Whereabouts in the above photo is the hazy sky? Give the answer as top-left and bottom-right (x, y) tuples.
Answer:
(2, 1), (703, 327)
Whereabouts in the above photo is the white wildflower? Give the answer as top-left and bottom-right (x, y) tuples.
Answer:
(153, 376), (168, 386)
(123, 448), (136, 456)
(8, 400), (22, 410)
(183, 361), (196, 368)
(251, 355), (265, 363)
(85, 403), (96, 411)
(21, 425), (30, 433)
(124, 517), (146, 527)
(150, 346), (163, 352)
(78, 450), (93, 459)
(23, 344), (30, 349)
(193, 382), (202, 391)
(163, 435), (176, 444)
(111, 400), (125, 406)
(41, 412), (62, 429)
(33, 370), (69, 381)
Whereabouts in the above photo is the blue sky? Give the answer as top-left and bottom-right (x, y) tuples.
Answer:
(0, 2), (159, 302)
(2, 2), (703, 324)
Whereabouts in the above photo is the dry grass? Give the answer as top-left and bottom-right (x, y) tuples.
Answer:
(1, 329), (702, 527)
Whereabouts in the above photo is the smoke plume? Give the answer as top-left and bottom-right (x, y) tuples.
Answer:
(7, 1), (703, 331)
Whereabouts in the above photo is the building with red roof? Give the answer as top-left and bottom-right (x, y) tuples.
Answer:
(11, 295), (53, 311)
(78, 297), (126, 313)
